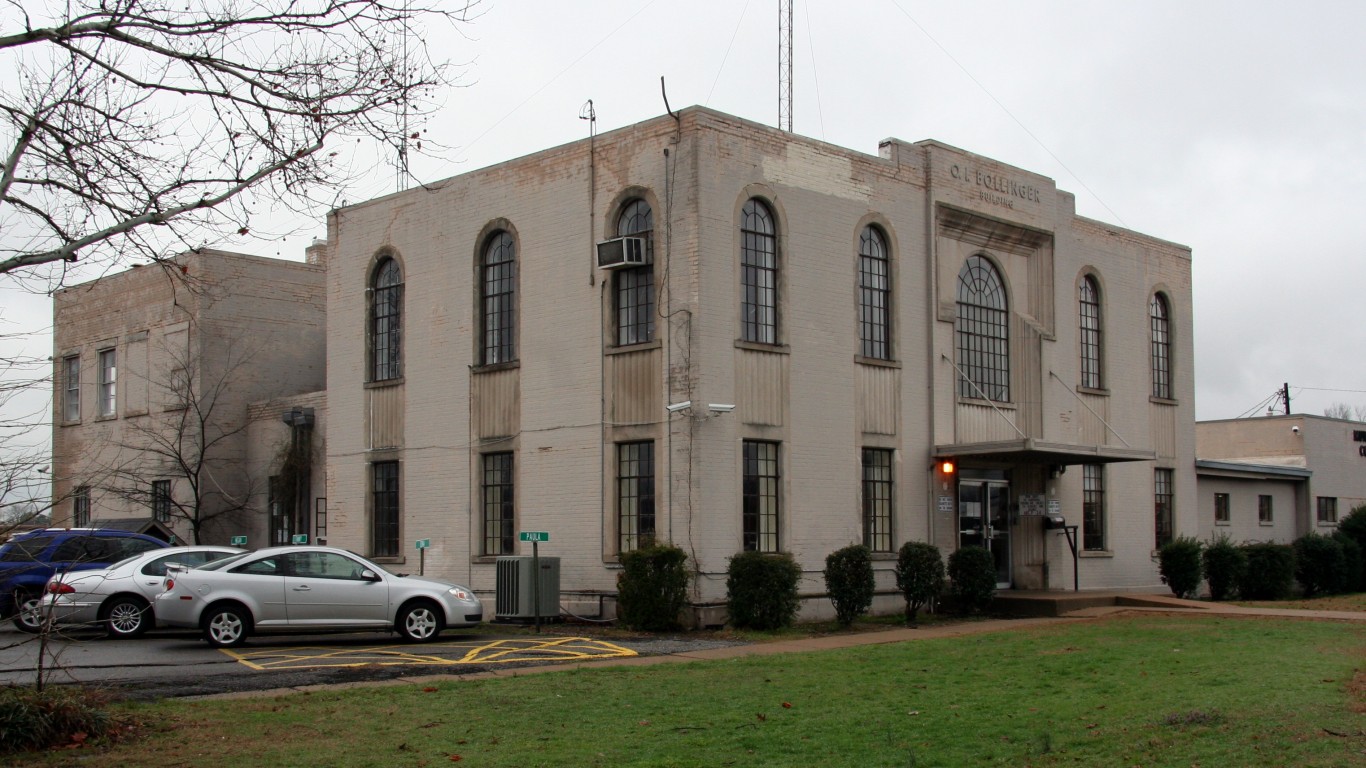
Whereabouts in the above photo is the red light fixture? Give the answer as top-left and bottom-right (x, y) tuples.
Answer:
(940, 460), (956, 475)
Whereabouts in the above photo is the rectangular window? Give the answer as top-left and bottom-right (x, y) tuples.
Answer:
(151, 480), (172, 523)
(97, 348), (116, 417)
(371, 461), (399, 557)
(482, 453), (514, 556)
(617, 442), (656, 552)
(1214, 493), (1230, 524)
(1317, 496), (1337, 524)
(615, 267), (655, 346)
(268, 476), (289, 546)
(1258, 494), (1274, 525)
(742, 441), (780, 553)
(1082, 464), (1105, 551)
(62, 355), (80, 422)
(1154, 468), (1174, 549)
(73, 486), (90, 527)
(861, 448), (893, 552)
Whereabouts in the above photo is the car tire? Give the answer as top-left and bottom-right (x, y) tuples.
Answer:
(396, 600), (443, 643)
(12, 591), (43, 634)
(102, 595), (152, 639)
(202, 604), (251, 648)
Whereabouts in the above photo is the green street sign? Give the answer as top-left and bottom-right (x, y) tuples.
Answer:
(415, 539), (431, 549)
(230, 536), (247, 546)
(519, 531), (550, 543)
(291, 534), (309, 545)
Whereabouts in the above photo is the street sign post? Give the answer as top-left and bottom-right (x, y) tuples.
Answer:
(415, 539), (430, 575)
(230, 536), (247, 546)
(518, 532), (550, 632)
(291, 534), (308, 545)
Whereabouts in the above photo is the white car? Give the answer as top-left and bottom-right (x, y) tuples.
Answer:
(42, 545), (245, 638)
(154, 545), (484, 647)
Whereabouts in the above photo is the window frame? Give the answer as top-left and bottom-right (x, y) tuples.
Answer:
(371, 461), (400, 558)
(1316, 496), (1337, 525)
(1154, 468), (1174, 549)
(62, 355), (80, 422)
(481, 452), (515, 556)
(151, 479), (172, 523)
(370, 257), (403, 382)
(1258, 494), (1274, 525)
(1214, 492), (1230, 524)
(73, 486), (90, 527)
(480, 231), (517, 366)
(1079, 275), (1102, 389)
(955, 255), (1010, 401)
(1082, 464), (1106, 551)
(861, 448), (893, 552)
(616, 441), (656, 553)
(857, 226), (892, 361)
(97, 347), (116, 417)
(740, 198), (779, 345)
(742, 440), (781, 553)
(1150, 293), (1172, 400)
(614, 199), (655, 346)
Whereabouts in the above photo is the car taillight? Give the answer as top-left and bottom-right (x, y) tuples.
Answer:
(47, 583), (75, 595)
(165, 578), (174, 591)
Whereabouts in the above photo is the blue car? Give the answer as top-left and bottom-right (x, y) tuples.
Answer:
(1, 528), (168, 632)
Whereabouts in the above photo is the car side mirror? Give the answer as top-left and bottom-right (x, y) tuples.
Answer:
(360, 569), (381, 582)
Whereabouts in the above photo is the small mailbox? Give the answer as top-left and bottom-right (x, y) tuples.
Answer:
(1043, 513), (1068, 530)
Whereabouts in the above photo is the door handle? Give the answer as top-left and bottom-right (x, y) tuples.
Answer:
(292, 585), (312, 592)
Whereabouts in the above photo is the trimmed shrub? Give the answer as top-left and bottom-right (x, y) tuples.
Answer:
(1201, 535), (1247, 601)
(946, 546), (996, 614)
(0, 687), (122, 754)
(894, 541), (945, 625)
(1332, 532), (1363, 594)
(1157, 536), (1203, 599)
(1337, 504), (1366, 588)
(616, 543), (690, 631)
(726, 551), (802, 630)
(1239, 542), (1296, 600)
(823, 545), (874, 627)
(1293, 533), (1347, 597)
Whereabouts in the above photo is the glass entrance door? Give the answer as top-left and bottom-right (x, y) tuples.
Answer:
(958, 480), (1011, 587)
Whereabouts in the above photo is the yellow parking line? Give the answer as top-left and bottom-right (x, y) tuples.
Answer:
(222, 637), (638, 671)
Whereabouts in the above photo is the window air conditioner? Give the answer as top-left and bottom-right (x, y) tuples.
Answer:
(596, 237), (647, 269)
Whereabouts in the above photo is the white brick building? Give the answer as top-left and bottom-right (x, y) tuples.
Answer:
(309, 107), (1197, 616)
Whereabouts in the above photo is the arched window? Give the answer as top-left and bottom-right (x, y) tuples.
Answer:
(615, 199), (655, 345)
(858, 226), (891, 360)
(370, 257), (402, 381)
(1150, 293), (1172, 399)
(955, 255), (1009, 401)
(481, 231), (517, 365)
(1079, 275), (1102, 389)
(740, 198), (778, 344)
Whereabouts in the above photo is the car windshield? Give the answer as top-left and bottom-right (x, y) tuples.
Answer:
(195, 552), (251, 571)
(107, 554), (143, 570)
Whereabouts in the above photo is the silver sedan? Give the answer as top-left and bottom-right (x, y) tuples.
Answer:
(154, 545), (484, 647)
(41, 546), (245, 638)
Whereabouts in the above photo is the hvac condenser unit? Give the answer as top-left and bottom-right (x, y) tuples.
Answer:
(596, 236), (646, 269)
(494, 556), (561, 620)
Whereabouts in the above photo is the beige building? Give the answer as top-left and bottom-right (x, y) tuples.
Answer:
(310, 107), (1196, 617)
(51, 250), (326, 545)
(1196, 415), (1365, 543)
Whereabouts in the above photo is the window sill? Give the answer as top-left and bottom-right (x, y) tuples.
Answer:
(59, 419), (81, 428)
(869, 551), (897, 561)
(1215, 520), (1231, 526)
(734, 340), (790, 354)
(370, 556), (406, 565)
(1076, 386), (1109, 397)
(1149, 396), (1179, 406)
(95, 413), (117, 422)
(606, 339), (661, 355)
(1317, 521), (1339, 527)
(365, 377), (406, 389)
(855, 355), (900, 369)
(956, 396), (1016, 410)
(1080, 550), (1113, 558)
(471, 361), (519, 375)
(1259, 521), (1275, 527)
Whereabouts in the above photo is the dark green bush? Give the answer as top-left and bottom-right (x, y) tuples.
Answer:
(1201, 535), (1247, 601)
(617, 543), (690, 631)
(894, 541), (945, 625)
(1332, 532), (1363, 594)
(1337, 505), (1366, 588)
(946, 546), (996, 614)
(0, 687), (122, 754)
(1157, 536), (1203, 599)
(725, 551), (802, 630)
(823, 544), (874, 627)
(1239, 542), (1296, 600)
(1293, 533), (1347, 597)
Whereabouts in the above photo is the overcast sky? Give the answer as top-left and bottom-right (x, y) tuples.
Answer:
(5, 0), (1366, 433)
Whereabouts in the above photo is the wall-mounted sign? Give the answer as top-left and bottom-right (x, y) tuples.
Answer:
(937, 495), (953, 514)
(1019, 494), (1046, 516)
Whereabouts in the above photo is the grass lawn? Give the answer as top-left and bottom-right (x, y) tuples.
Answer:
(30, 614), (1365, 767)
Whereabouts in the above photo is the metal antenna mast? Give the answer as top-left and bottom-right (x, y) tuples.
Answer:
(396, 0), (411, 191)
(778, 0), (793, 131)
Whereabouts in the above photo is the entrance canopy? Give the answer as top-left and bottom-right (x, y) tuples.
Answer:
(933, 438), (1156, 467)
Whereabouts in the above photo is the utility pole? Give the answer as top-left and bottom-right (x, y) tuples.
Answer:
(778, 0), (793, 132)
(1281, 382), (1291, 415)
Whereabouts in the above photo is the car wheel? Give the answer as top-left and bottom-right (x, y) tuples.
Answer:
(103, 595), (152, 639)
(396, 600), (443, 643)
(12, 591), (43, 634)
(202, 604), (251, 648)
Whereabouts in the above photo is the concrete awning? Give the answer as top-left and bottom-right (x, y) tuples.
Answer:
(933, 438), (1157, 466)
